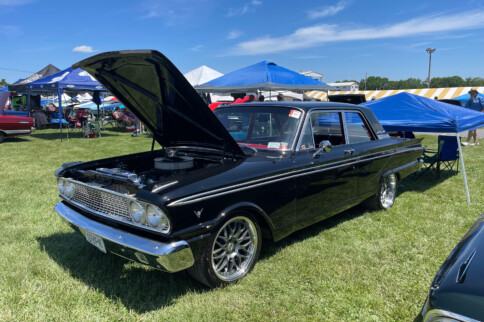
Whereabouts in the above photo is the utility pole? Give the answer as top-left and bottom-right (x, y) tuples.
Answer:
(426, 48), (436, 88)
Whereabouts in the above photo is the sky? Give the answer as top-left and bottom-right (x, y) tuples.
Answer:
(1, 0), (484, 84)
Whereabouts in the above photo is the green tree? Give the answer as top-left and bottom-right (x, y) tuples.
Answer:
(0, 78), (8, 87)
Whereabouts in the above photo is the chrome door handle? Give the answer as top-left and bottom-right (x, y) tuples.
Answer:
(344, 149), (355, 155)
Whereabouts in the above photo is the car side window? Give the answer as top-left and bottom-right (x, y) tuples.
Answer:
(344, 112), (373, 144)
(299, 111), (344, 150)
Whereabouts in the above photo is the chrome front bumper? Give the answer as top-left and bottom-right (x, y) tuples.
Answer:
(54, 202), (194, 272)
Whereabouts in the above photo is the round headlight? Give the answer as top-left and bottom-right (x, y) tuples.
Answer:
(57, 178), (65, 195)
(129, 201), (144, 224)
(146, 205), (170, 233)
(64, 181), (75, 199)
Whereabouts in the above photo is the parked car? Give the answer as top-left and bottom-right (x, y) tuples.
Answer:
(420, 212), (484, 321)
(0, 91), (34, 143)
(327, 94), (367, 104)
(53, 50), (423, 287)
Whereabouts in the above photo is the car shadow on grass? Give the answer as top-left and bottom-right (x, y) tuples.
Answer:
(37, 232), (206, 313)
(398, 171), (459, 194)
(259, 205), (366, 261)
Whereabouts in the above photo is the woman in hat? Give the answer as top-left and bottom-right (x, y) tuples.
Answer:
(462, 88), (484, 146)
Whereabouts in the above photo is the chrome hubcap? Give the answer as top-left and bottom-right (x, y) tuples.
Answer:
(380, 174), (396, 209)
(211, 216), (257, 281)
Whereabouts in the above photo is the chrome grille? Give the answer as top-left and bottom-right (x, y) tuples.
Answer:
(67, 180), (133, 222)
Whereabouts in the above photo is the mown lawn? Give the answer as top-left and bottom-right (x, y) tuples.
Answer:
(0, 128), (483, 320)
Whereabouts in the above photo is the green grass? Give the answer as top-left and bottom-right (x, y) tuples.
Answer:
(1, 128), (483, 320)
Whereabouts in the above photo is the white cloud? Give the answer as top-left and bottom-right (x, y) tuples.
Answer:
(72, 45), (97, 53)
(307, 1), (346, 19)
(232, 10), (484, 55)
(227, 0), (262, 17)
(227, 30), (243, 40)
(191, 45), (204, 52)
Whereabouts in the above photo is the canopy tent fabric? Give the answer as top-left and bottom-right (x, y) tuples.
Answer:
(27, 67), (105, 93)
(27, 67), (106, 141)
(360, 92), (484, 133)
(184, 65), (223, 86)
(306, 86), (484, 102)
(8, 64), (61, 93)
(195, 60), (334, 93)
(361, 92), (484, 205)
(0, 87), (8, 91)
(452, 92), (484, 105)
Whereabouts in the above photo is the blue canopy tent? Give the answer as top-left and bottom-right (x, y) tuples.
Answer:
(361, 92), (484, 203)
(452, 92), (484, 106)
(0, 87), (8, 91)
(194, 60), (334, 94)
(27, 67), (106, 141)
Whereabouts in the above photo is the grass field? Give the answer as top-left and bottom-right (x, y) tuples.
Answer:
(1, 128), (483, 321)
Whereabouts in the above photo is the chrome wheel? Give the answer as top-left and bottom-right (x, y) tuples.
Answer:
(211, 216), (258, 282)
(380, 174), (396, 209)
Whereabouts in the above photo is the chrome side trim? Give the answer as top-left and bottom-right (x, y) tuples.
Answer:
(169, 146), (422, 207)
(3, 129), (31, 134)
(423, 308), (479, 322)
(54, 202), (194, 272)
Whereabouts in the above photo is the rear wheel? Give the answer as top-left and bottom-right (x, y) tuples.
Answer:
(365, 173), (397, 210)
(0, 132), (5, 144)
(189, 213), (262, 288)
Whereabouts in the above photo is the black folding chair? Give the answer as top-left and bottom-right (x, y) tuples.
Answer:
(419, 135), (459, 178)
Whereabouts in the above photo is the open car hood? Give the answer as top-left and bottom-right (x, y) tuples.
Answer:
(72, 50), (244, 158)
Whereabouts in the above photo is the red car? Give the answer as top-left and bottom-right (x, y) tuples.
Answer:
(0, 91), (34, 143)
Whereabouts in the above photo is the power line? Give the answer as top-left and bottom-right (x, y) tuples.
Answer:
(0, 67), (35, 74)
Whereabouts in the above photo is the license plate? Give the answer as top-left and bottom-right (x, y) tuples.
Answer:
(85, 231), (106, 253)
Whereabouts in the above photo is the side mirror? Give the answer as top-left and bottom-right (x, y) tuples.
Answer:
(313, 140), (332, 158)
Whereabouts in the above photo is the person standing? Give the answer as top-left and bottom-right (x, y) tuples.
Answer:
(462, 88), (484, 146)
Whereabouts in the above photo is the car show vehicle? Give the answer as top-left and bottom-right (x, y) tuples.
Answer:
(0, 91), (34, 143)
(420, 212), (484, 322)
(53, 50), (423, 287)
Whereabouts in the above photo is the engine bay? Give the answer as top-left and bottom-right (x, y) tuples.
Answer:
(62, 148), (221, 195)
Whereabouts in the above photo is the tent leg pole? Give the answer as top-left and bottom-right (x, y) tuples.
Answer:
(456, 133), (470, 204)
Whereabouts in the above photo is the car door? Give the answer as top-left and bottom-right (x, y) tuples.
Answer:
(294, 110), (360, 223)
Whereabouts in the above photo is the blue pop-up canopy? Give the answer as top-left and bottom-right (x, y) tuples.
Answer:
(0, 87), (8, 91)
(361, 92), (484, 204)
(195, 60), (333, 93)
(452, 92), (484, 106)
(27, 67), (106, 141)
(361, 92), (484, 133)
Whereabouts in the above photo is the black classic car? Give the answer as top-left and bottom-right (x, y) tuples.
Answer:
(420, 212), (484, 322)
(54, 50), (423, 287)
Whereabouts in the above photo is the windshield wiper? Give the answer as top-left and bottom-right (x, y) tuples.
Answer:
(238, 144), (257, 156)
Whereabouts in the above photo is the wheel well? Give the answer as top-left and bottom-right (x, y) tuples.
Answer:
(224, 204), (274, 241)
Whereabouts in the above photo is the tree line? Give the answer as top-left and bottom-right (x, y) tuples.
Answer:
(352, 76), (484, 90)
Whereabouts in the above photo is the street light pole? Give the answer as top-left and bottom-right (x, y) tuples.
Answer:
(426, 48), (436, 88)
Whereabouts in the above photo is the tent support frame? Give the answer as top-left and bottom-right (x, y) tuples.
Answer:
(456, 133), (470, 204)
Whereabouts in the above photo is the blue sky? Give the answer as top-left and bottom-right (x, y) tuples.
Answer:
(1, 0), (484, 84)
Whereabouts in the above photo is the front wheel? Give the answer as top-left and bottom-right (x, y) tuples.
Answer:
(189, 213), (262, 288)
(0, 132), (5, 144)
(365, 173), (397, 210)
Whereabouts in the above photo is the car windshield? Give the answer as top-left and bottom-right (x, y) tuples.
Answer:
(214, 106), (303, 151)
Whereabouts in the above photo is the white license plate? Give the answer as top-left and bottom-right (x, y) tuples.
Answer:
(85, 231), (106, 253)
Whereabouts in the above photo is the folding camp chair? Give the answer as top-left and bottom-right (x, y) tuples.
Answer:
(419, 135), (459, 178)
